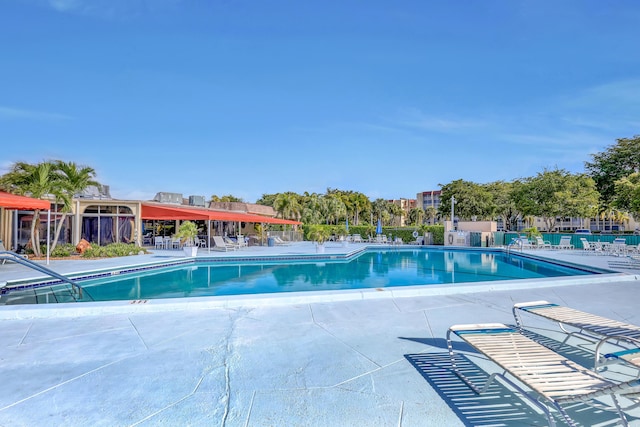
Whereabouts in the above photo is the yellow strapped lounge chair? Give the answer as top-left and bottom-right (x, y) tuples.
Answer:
(513, 300), (640, 371)
(447, 323), (640, 427)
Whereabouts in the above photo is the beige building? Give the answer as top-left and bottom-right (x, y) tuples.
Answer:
(0, 191), (297, 252)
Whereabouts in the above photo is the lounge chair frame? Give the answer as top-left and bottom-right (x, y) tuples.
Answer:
(447, 323), (638, 427)
(513, 301), (640, 371)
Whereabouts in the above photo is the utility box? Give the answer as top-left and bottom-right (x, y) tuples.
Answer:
(188, 195), (205, 207)
(445, 231), (470, 246)
(153, 192), (183, 204)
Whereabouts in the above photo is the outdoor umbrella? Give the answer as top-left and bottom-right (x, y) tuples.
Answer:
(345, 218), (349, 233)
(376, 218), (382, 235)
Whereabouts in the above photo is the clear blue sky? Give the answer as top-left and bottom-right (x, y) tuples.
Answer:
(2, 1), (639, 203)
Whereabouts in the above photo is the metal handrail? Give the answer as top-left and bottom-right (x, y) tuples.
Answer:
(0, 251), (82, 298)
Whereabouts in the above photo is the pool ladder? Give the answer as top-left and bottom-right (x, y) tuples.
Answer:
(0, 251), (82, 298)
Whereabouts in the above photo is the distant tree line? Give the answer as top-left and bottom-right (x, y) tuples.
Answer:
(2, 135), (639, 245)
(256, 135), (640, 231)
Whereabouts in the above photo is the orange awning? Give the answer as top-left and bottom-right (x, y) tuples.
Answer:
(0, 191), (50, 210)
(141, 203), (301, 225)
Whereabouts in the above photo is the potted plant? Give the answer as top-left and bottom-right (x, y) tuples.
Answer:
(175, 220), (199, 257)
(334, 225), (348, 247)
(308, 226), (330, 253)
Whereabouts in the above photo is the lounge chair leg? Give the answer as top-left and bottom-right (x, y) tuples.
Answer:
(447, 329), (557, 426)
(611, 394), (630, 427)
(553, 403), (578, 427)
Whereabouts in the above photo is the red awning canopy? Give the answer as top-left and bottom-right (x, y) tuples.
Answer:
(141, 203), (301, 225)
(0, 191), (50, 210)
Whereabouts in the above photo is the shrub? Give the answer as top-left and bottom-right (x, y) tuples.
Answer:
(51, 243), (76, 257)
(82, 243), (147, 258)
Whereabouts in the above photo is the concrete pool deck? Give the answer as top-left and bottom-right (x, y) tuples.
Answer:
(1, 243), (640, 426)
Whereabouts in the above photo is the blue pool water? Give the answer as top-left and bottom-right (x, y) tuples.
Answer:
(4, 248), (598, 304)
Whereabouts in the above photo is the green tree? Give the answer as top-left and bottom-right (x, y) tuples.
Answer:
(273, 192), (301, 220)
(388, 202), (403, 226)
(585, 135), (640, 204)
(485, 180), (520, 231)
(50, 161), (100, 251)
(0, 161), (58, 256)
(407, 207), (424, 226)
(210, 194), (244, 203)
(613, 172), (640, 221)
(256, 193), (277, 207)
(438, 179), (495, 221)
(301, 193), (326, 224)
(324, 195), (346, 225)
(424, 206), (437, 225)
(371, 198), (390, 225)
(351, 192), (370, 225)
(513, 168), (599, 232)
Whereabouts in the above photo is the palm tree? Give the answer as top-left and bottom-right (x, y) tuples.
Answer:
(408, 207), (425, 226)
(424, 206), (437, 225)
(324, 195), (347, 225)
(388, 203), (403, 226)
(274, 192), (301, 220)
(351, 192), (370, 225)
(301, 193), (326, 224)
(371, 198), (389, 225)
(0, 161), (57, 257)
(50, 161), (100, 251)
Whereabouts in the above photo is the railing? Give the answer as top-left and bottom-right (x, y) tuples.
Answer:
(0, 251), (82, 298)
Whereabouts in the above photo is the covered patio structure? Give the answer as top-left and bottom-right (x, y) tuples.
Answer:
(0, 191), (51, 252)
(140, 202), (301, 249)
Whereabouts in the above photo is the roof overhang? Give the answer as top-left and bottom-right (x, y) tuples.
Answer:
(0, 191), (50, 210)
(141, 202), (301, 225)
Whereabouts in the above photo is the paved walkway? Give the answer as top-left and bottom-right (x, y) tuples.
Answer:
(1, 244), (639, 426)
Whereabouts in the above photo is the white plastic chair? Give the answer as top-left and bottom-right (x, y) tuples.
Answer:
(154, 236), (164, 249)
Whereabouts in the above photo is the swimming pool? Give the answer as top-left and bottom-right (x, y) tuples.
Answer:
(1, 248), (603, 305)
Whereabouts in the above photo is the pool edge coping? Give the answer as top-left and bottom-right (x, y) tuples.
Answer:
(0, 271), (635, 319)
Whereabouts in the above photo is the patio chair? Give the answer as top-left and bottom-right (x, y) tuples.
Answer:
(154, 236), (164, 250)
(534, 235), (551, 249)
(212, 236), (237, 251)
(273, 236), (289, 246)
(553, 235), (574, 250)
(223, 236), (242, 249)
(580, 237), (605, 254)
(508, 236), (534, 249)
(513, 300), (640, 371)
(447, 323), (640, 427)
(608, 238), (630, 256)
(0, 240), (29, 265)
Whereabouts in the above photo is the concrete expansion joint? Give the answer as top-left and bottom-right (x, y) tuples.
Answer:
(129, 376), (206, 426)
(128, 317), (149, 350)
(308, 305), (382, 368)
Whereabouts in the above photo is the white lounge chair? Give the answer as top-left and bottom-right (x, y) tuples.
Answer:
(223, 236), (242, 249)
(212, 236), (237, 251)
(608, 238), (630, 256)
(191, 236), (206, 248)
(534, 235), (551, 249)
(513, 300), (640, 371)
(553, 235), (574, 250)
(580, 237), (603, 254)
(508, 236), (534, 249)
(273, 236), (289, 246)
(448, 323), (640, 427)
